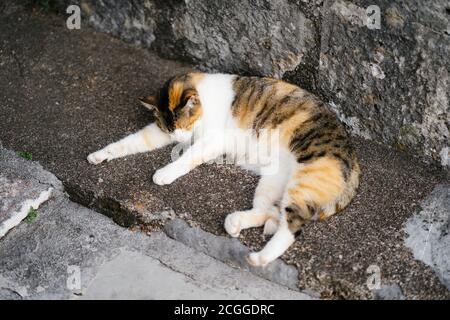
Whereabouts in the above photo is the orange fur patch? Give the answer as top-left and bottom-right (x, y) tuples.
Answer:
(289, 157), (345, 208)
(279, 110), (311, 145)
(169, 81), (184, 111)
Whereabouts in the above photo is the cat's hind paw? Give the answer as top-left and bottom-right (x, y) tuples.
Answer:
(224, 212), (242, 238)
(246, 252), (270, 267)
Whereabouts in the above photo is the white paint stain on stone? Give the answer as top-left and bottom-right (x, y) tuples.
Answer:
(330, 0), (367, 27)
(420, 67), (449, 163)
(369, 62), (385, 79)
(0, 187), (53, 238)
(404, 184), (450, 290)
(329, 102), (372, 139)
(440, 147), (450, 167)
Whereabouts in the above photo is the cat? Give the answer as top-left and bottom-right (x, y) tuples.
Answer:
(87, 72), (360, 267)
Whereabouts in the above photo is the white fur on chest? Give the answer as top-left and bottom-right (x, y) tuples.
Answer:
(194, 73), (236, 134)
(193, 73), (295, 175)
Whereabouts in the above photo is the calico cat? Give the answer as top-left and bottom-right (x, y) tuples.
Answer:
(87, 72), (360, 267)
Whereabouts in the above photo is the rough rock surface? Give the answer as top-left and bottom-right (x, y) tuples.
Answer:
(51, 0), (450, 170)
(0, 146), (62, 237)
(318, 0), (450, 171)
(53, 0), (318, 79)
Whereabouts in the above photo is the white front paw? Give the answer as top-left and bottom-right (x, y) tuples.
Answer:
(153, 165), (184, 185)
(87, 150), (111, 165)
(224, 212), (242, 238)
(246, 252), (270, 267)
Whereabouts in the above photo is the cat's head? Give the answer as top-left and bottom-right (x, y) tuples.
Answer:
(139, 73), (203, 142)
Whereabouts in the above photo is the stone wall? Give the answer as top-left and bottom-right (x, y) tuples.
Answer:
(53, 0), (450, 169)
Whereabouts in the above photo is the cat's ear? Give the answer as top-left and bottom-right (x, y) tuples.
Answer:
(185, 94), (199, 109)
(138, 95), (157, 111)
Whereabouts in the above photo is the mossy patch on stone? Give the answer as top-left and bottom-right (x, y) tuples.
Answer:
(24, 207), (38, 224)
(17, 151), (33, 161)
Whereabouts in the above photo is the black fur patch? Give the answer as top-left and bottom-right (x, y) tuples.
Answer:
(156, 77), (175, 131)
